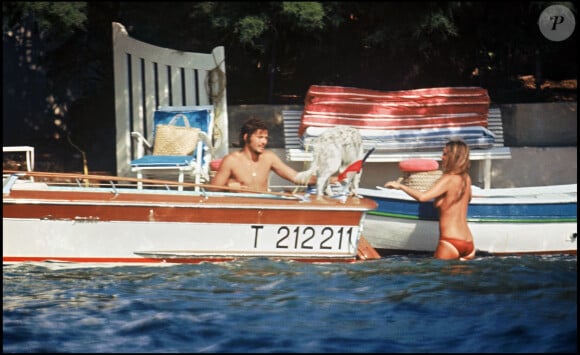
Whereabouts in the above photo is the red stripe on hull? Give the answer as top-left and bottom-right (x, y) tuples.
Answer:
(3, 203), (365, 225)
(4, 189), (376, 225)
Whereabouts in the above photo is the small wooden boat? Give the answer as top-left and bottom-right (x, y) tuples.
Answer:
(3, 171), (379, 265)
(358, 184), (577, 256)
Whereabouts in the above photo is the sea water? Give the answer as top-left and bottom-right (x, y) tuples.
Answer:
(3, 255), (577, 353)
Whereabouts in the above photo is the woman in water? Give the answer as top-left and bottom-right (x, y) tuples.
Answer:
(383, 139), (475, 260)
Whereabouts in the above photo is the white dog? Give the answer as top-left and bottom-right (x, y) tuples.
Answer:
(294, 126), (364, 199)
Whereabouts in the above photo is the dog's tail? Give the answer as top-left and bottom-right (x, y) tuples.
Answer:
(337, 147), (375, 181)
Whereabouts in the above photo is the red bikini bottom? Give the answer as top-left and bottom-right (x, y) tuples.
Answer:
(440, 237), (474, 257)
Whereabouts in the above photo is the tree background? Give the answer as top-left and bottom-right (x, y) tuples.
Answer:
(2, 1), (577, 173)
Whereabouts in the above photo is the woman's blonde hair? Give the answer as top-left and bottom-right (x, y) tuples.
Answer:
(442, 139), (470, 175)
(442, 139), (471, 202)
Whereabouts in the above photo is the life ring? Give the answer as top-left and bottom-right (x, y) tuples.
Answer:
(399, 159), (439, 172)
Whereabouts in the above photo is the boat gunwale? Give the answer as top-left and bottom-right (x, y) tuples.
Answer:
(3, 196), (377, 211)
(367, 210), (577, 223)
(3, 188), (378, 211)
(358, 186), (577, 205)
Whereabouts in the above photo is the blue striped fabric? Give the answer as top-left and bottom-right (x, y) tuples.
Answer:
(302, 126), (496, 151)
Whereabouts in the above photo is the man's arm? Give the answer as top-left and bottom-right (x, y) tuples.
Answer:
(268, 151), (318, 185)
(269, 152), (299, 183)
(209, 155), (235, 190)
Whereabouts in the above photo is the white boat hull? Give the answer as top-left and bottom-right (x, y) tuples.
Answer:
(363, 215), (577, 255)
(359, 184), (577, 256)
(3, 219), (360, 262)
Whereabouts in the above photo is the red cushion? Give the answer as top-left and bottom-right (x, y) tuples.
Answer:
(209, 159), (223, 171)
(399, 159), (439, 172)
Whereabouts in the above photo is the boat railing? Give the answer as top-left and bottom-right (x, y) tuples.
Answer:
(2, 170), (311, 201)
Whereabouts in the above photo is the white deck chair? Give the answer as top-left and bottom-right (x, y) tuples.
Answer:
(130, 106), (214, 191)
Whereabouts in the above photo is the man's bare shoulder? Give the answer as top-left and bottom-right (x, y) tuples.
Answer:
(224, 150), (243, 160)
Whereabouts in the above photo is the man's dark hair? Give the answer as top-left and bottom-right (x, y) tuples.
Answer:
(239, 117), (268, 147)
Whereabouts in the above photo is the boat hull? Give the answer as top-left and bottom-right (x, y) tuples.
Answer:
(364, 215), (577, 256)
(359, 185), (577, 256)
(3, 173), (378, 264)
(3, 218), (364, 263)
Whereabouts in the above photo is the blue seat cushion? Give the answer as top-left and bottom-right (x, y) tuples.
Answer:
(130, 155), (195, 167)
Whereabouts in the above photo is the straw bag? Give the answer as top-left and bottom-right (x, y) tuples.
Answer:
(402, 170), (443, 191)
(397, 158), (441, 191)
(152, 114), (200, 156)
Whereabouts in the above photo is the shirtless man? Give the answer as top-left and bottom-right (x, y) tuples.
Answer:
(210, 117), (313, 192)
(383, 139), (475, 260)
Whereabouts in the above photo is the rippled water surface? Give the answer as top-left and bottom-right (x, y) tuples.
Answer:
(3, 255), (577, 353)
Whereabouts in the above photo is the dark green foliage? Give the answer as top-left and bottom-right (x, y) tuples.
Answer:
(2, 2), (576, 173)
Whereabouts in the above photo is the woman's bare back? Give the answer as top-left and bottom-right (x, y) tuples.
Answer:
(435, 174), (473, 242)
